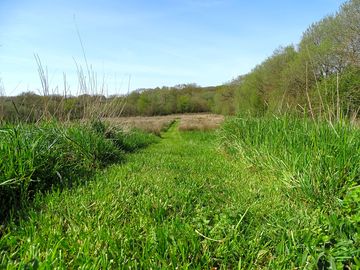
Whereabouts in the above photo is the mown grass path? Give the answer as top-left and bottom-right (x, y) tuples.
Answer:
(0, 123), (287, 269)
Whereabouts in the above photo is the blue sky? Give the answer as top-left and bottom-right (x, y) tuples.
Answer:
(0, 0), (345, 96)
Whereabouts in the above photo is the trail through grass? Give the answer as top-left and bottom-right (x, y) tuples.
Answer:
(0, 121), (355, 268)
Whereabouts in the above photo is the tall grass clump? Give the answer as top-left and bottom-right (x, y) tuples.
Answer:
(0, 120), (158, 223)
(220, 116), (359, 206)
(219, 116), (360, 265)
(90, 119), (160, 152)
(109, 128), (160, 152)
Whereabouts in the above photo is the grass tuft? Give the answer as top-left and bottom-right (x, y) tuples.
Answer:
(0, 120), (158, 223)
(219, 116), (360, 206)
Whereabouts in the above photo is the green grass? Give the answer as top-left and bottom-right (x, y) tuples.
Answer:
(0, 121), (158, 223)
(0, 118), (359, 268)
(219, 116), (360, 268)
(219, 116), (360, 205)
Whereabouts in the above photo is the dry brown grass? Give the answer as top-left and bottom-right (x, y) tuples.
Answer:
(178, 114), (224, 131)
(104, 113), (224, 134)
(104, 115), (177, 135)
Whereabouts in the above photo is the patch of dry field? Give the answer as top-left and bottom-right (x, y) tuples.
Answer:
(104, 113), (224, 134)
(104, 115), (176, 135)
(178, 114), (224, 131)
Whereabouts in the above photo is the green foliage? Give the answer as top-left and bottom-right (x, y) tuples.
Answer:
(313, 67), (360, 118)
(0, 121), (157, 222)
(234, 67), (267, 116)
(213, 85), (235, 115)
(0, 120), (358, 268)
(300, 15), (345, 76)
(220, 116), (360, 204)
(89, 118), (160, 152)
(108, 128), (160, 152)
(0, 122), (277, 268)
(219, 116), (360, 267)
(234, 46), (300, 116)
(0, 84), (224, 122)
(65, 125), (124, 168)
(121, 84), (216, 116)
(233, 0), (360, 118)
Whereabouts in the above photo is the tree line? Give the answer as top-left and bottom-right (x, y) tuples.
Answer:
(233, 0), (360, 119)
(0, 84), (233, 122)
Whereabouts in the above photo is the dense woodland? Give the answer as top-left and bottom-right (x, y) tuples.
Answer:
(0, 0), (359, 122)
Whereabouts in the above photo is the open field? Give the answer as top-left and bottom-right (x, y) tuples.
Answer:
(178, 114), (224, 131)
(0, 116), (359, 268)
(1, 0), (360, 267)
(104, 113), (224, 135)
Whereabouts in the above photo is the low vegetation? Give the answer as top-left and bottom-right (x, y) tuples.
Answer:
(0, 120), (159, 223)
(107, 113), (224, 135)
(178, 114), (224, 131)
(0, 122), (285, 268)
(1, 118), (358, 268)
(106, 115), (178, 135)
(0, 0), (359, 268)
(220, 116), (360, 267)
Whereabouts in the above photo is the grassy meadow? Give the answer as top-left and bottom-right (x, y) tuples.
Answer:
(0, 114), (359, 268)
(105, 113), (224, 135)
(1, 0), (360, 268)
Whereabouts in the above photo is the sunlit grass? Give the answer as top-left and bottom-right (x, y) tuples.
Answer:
(219, 116), (360, 267)
(0, 120), (158, 223)
(0, 117), (359, 268)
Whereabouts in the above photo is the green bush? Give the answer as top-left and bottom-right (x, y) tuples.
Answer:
(313, 67), (360, 118)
